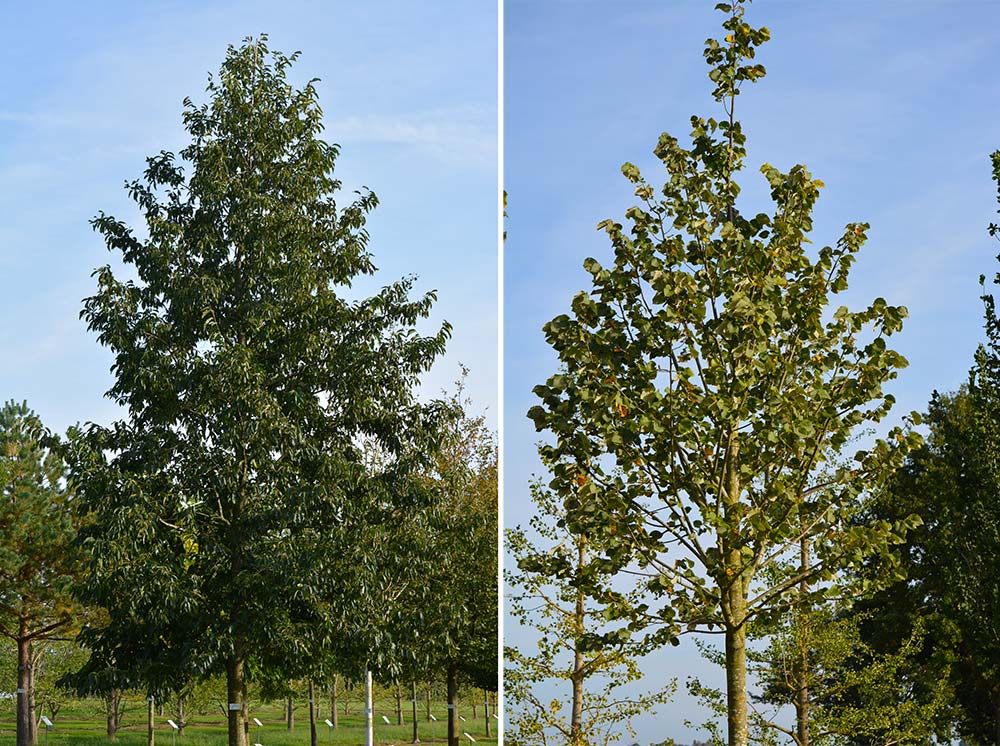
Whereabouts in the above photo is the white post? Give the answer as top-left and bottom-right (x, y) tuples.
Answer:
(365, 669), (374, 746)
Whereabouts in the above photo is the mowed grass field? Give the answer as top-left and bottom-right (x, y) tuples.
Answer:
(0, 697), (499, 746)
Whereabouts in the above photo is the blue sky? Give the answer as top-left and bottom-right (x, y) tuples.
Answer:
(0, 0), (498, 437)
(505, 0), (1000, 741)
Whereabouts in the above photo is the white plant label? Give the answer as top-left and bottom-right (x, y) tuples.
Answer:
(229, 703), (242, 710)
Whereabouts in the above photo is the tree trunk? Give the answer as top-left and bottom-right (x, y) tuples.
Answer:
(570, 535), (587, 741)
(330, 676), (338, 728)
(27, 652), (37, 746)
(106, 689), (121, 742)
(395, 682), (403, 725)
(286, 695), (294, 730)
(725, 622), (749, 746)
(993, 689), (1000, 746)
(148, 696), (155, 746)
(483, 689), (491, 738)
(426, 687), (431, 721)
(411, 682), (419, 743)
(446, 663), (459, 746)
(364, 670), (374, 746)
(226, 654), (249, 746)
(722, 437), (749, 746)
(177, 693), (187, 735)
(16, 635), (32, 746)
(309, 680), (318, 746)
(795, 536), (811, 746)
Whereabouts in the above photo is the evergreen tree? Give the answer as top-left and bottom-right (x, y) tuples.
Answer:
(0, 402), (81, 746)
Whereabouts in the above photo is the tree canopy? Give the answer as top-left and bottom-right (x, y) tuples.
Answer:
(66, 35), (450, 746)
(526, 2), (919, 743)
(0, 401), (82, 746)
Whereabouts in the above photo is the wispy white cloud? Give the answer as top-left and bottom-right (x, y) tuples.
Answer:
(333, 105), (496, 168)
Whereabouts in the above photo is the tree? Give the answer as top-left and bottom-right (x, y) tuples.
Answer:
(507, 481), (674, 746)
(861, 387), (1000, 744)
(729, 602), (953, 744)
(0, 402), (82, 746)
(527, 3), (919, 743)
(963, 148), (1000, 743)
(67, 35), (450, 746)
(413, 371), (498, 746)
(850, 152), (1000, 745)
(843, 388), (993, 744)
(31, 640), (90, 724)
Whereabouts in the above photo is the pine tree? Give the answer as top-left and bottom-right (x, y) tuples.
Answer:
(0, 402), (81, 746)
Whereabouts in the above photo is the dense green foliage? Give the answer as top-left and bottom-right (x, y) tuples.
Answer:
(823, 152), (1000, 746)
(64, 36), (451, 746)
(0, 403), (78, 644)
(850, 381), (1000, 745)
(0, 402), (82, 746)
(420, 375), (498, 746)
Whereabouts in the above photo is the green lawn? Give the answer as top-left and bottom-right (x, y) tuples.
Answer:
(0, 699), (499, 746)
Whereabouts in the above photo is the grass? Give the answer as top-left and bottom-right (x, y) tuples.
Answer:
(0, 698), (499, 746)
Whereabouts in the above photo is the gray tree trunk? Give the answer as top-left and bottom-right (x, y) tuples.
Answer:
(364, 670), (374, 746)
(105, 689), (121, 742)
(411, 682), (419, 743)
(570, 536), (587, 740)
(483, 689), (491, 738)
(795, 536), (811, 746)
(329, 676), (338, 728)
(308, 680), (318, 746)
(446, 664), (459, 746)
(16, 635), (32, 746)
(147, 696), (155, 746)
(225, 653), (249, 746)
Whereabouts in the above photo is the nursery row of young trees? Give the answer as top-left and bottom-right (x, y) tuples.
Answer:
(0, 651), (496, 744)
(507, 2), (1000, 745)
(0, 35), (497, 746)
